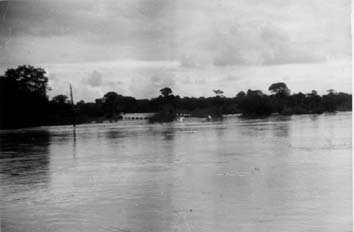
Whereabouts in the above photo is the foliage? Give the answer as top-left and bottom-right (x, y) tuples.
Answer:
(238, 90), (273, 116)
(0, 65), (352, 128)
(213, 89), (224, 97)
(0, 65), (49, 129)
(52, 94), (69, 104)
(149, 104), (176, 123)
(268, 82), (290, 97)
(160, 87), (173, 98)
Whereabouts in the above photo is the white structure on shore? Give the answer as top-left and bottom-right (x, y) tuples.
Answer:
(120, 113), (156, 120)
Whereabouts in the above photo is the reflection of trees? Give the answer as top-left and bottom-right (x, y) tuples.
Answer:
(161, 127), (175, 141)
(111, 126), (176, 232)
(105, 129), (123, 140)
(272, 116), (291, 137)
(0, 130), (51, 185)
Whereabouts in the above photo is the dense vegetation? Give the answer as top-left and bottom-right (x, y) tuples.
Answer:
(0, 65), (352, 129)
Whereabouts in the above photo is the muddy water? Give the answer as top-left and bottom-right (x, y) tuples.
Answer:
(0, 112), (352, 232)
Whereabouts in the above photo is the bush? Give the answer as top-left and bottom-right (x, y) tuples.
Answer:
(292, 106), (308, 115)
(280, 107), (293, 116)
(149, 104), (176, 123)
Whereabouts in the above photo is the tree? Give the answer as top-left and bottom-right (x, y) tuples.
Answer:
(0, 65), (50, 129)
(327, 89), (336, 95)
(322, 89), (337, 112)
(102, 91), (121, 118)
(236, 91), (246, 98)
(239, 90), (273, 116)
(160, 87), (173, 98)
(2, 65), (49, 97)
(268, 82), (290, 97)
(213, 89), (224, 97)
(48, 95), (73, 125)
(52, 94), (69, 104)
(247, 89), (264, 96)
(309, 90), (318, 97)
(304, 90), (323, 113)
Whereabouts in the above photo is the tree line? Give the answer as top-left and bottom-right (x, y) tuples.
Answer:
(0, 65), (352, 129)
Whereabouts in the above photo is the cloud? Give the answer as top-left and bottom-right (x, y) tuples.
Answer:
(83, 72), (124, 88)
(39, 57), (351, 102)
(128, 72), (177, 99)
(0, 0), (351, 101)
(82, 70), (103, 87)
(0, 0), (350, 67)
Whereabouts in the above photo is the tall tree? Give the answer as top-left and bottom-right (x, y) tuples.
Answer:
(0, 65), (50, 129)
(268, 82), (290, 97)
(102, 91), (121, 118)
(52, 94), (69, 104)
(160, 87), (173, 98)
(213, 89), (224, 97)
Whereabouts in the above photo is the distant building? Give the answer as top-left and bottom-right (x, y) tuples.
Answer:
(120, 112), (156, 120)
(176, 112), (191, 117)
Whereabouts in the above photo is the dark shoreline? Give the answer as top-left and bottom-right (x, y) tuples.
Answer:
(1, 66), (352, 129)
(1, 110), (351, 131)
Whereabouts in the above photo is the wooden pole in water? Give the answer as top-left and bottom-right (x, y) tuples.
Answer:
(69, 84), (76, 128)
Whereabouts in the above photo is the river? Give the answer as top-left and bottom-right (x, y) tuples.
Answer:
(0, 112), (352, 232)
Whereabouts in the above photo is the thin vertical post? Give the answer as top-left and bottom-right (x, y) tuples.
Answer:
(69, 84), (76, 128)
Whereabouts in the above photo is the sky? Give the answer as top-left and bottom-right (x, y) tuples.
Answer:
(0, 0), (351, 101)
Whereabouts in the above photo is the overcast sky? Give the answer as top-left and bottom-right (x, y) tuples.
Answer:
(0, 0), (351, 101)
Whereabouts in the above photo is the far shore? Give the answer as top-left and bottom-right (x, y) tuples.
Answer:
(1, 65), (352, 129)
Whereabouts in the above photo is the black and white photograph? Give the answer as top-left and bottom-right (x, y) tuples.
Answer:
(0, 0), (352, 231)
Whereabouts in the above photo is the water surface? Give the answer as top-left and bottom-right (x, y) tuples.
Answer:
(0, 112), (352, 232)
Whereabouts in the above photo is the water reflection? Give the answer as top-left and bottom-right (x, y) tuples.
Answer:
(161, 127), (175, 141)
(72, 128), (77, 158)
(271, 117), (291, 137)
(0, 130), (51, 186)
(105, 129), (123, 139)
